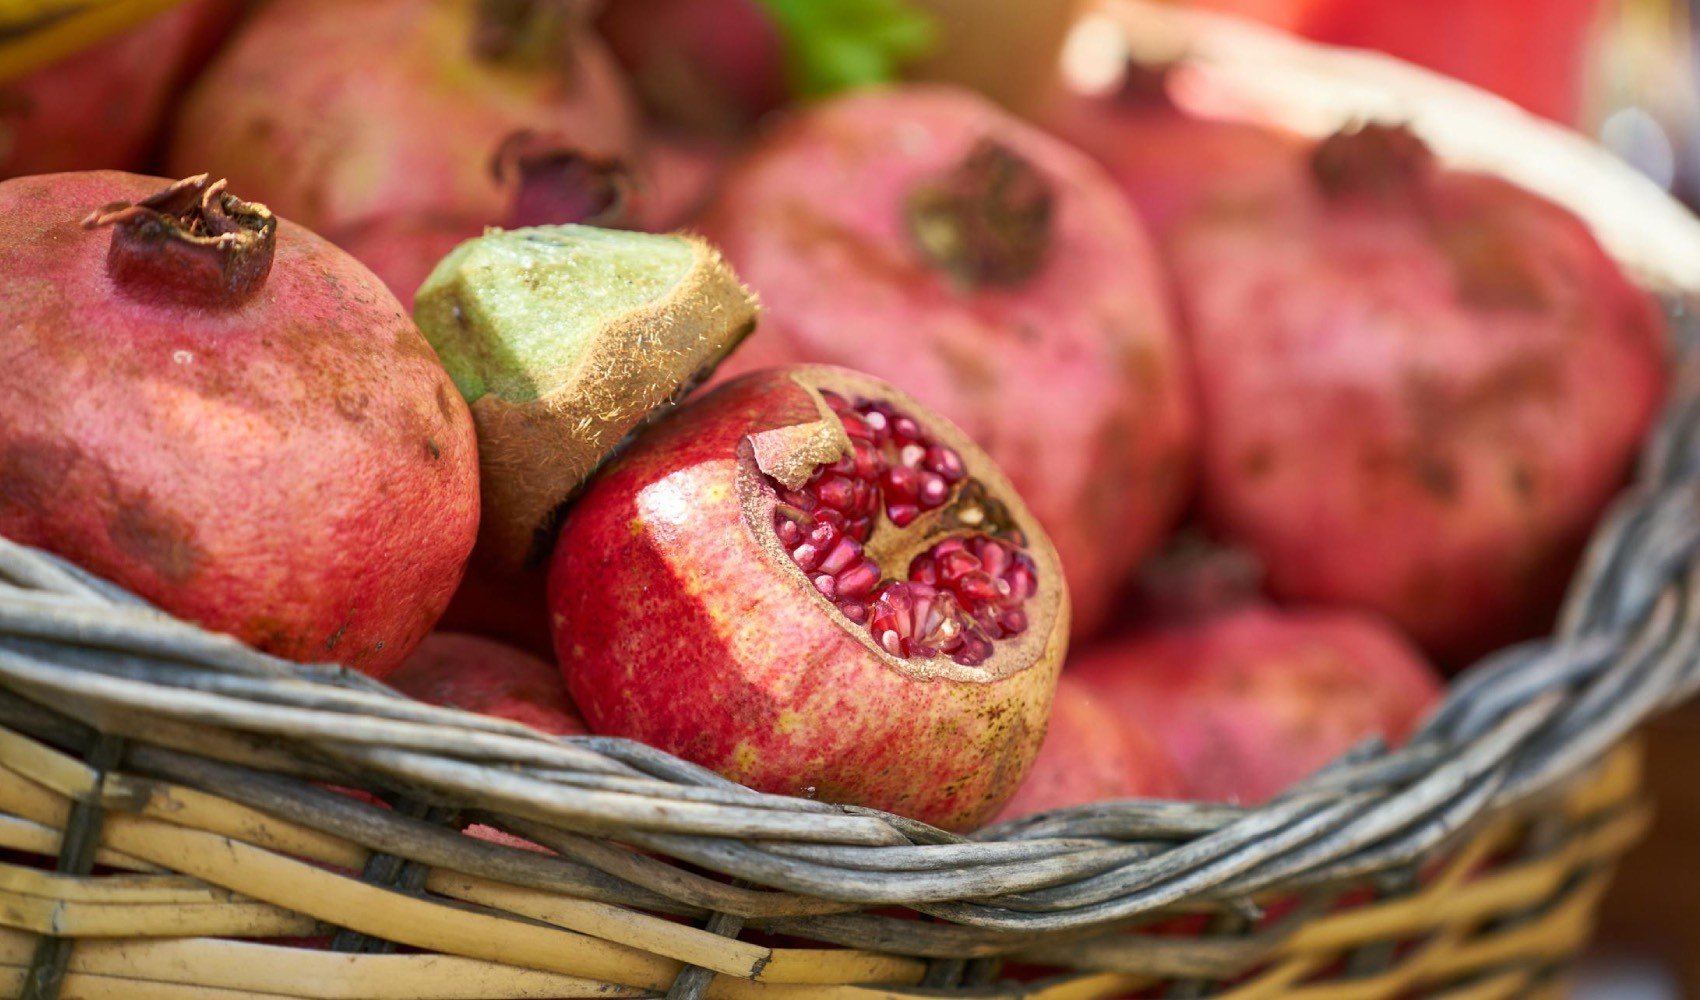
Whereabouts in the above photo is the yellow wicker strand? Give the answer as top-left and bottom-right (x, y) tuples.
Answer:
(0, 864), (235, 905)
(0, 890), (320, 939)
(0, 812), (154, 872)
(1281, 803), (1650, 955)
(0, 0), (186, 81)
(0, 929), (656, 1000)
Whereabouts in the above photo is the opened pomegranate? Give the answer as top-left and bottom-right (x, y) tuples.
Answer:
(550, 366), (1067, 829)
(698, 87), (1195, 637)
(1, 1), (235, 178)
(0, 172), (479, 677)
(1171, 124), (1666, 661)
(390, 633), (585, 735)
(169, 0), (637, 303)
(1073, 605), (1442, 804)
(993, 671), (1182, 821)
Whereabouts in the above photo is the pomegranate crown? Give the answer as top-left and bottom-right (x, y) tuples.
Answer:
(81, 174), (277, 310)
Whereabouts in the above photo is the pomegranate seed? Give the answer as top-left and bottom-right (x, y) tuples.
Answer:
(835, 561), (880, 599)
(882, 465), (919, 504)
(818, 537), (863, 576)
(917, 472), (950, 507)
(926, 445), (966, 482)
(769, 393), (1041, 667)
(792, 542), (823, 572)
(816, 476), (856, 511)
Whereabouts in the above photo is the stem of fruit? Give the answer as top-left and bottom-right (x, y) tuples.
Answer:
(81, 174), (276, 310)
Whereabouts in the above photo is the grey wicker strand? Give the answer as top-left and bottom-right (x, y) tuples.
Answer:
(0, 306), (1696, 958)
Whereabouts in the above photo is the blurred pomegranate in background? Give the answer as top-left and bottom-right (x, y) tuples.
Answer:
(1181, 0), (1601, 124)
(1169, 124), (1666, 662)
(699, 86), (1196, 638)
(170, 0), (638, 305)
(1044, 66), (1310, 243)
(994, 671), (1183, 820)
(1072, 605), (1443, 805)
(1, 1), (238, 178)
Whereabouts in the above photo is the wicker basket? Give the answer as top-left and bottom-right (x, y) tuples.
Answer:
(6, 3), (1700, 998)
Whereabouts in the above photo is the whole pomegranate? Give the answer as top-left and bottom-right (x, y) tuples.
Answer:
(1172, 125), (1666, 661)
(697, 87), (1195, 637)
(550, 366), (1068, 830)
(389, 632), (585, 735)
(0, 172), (480, 678)
(1, 1), (234, 178)
(1073, 606), (1443, 804)
(1043, 69), (1310, 244)
(595, 0), (787, 135)
(169, 0), (638, 302)
(994, 671), (1182, 821)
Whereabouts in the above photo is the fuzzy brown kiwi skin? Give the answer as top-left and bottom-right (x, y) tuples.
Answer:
(420, 230), (759, 572)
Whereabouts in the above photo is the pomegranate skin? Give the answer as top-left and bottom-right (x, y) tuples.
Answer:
(549, 366), (1067, 831)
(993, 671), (1182, 821)
(595, 0), (787, 134)
(1073, 606), (1443, 805)
(0, 1), (232, 178)
(1172, 134), (1666, 661)
(389, 633), (585, 735)
(0, 172), (479, 678)
(1043, 85), (1310, 245)
(698, 87), (1195, 637)
(168, 0), (638, 297)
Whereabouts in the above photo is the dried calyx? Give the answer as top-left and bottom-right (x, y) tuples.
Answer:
(756, 390), (1039, 666)
(472, 0), (590, 68)
(491, 131), (632, 229)
(1310, 122), (1437, 203)
(907, 139), (1055, 288)
(81, 173), (276, 309)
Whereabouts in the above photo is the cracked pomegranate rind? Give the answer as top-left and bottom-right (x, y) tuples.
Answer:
(550, 365), (1067, 830)
(414, 224), (758, 570)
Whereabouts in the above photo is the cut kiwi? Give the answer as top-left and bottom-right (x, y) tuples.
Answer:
(415, 224), (759, 570)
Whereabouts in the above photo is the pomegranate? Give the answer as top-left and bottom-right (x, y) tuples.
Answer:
(1171, 124), (1666, 661)
(1072, 605), (1443, 805)
(629, 129), (737, 233)
(438, 562), (556, 658)
(0, 1), (235, 178)
(168, 0), (638, 302)
(414, 224), (758, 571)
(595, 0), (787, 135)
(697, 87), (1195, 637)
(549, 366), (1068, 829)
(993, 672), (1182, 821)
(0, 172), (479, 678)
(1043, 68), (1311, 244)
(389, 632), (586, 735)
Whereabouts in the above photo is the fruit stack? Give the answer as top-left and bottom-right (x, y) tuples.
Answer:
(0, 2), (1694, 998)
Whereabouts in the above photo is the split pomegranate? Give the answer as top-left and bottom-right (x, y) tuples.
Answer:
(0, 172), (479, 678)
(1171, 124), (1667, 661)
(993, 671), (1182, 821)
(389, 632), (586, 736)
(1072, 605), (1443, 805)
(549, 366), (1067, 829)
(1, 1), (235, 178)
(168, 0), (638, 303)
(697, 87), (1195, 637)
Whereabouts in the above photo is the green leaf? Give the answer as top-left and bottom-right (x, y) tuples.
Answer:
(756, 0), (937, 98)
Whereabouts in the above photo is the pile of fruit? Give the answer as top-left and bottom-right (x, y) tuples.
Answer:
(0, 0), (1668, 834)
